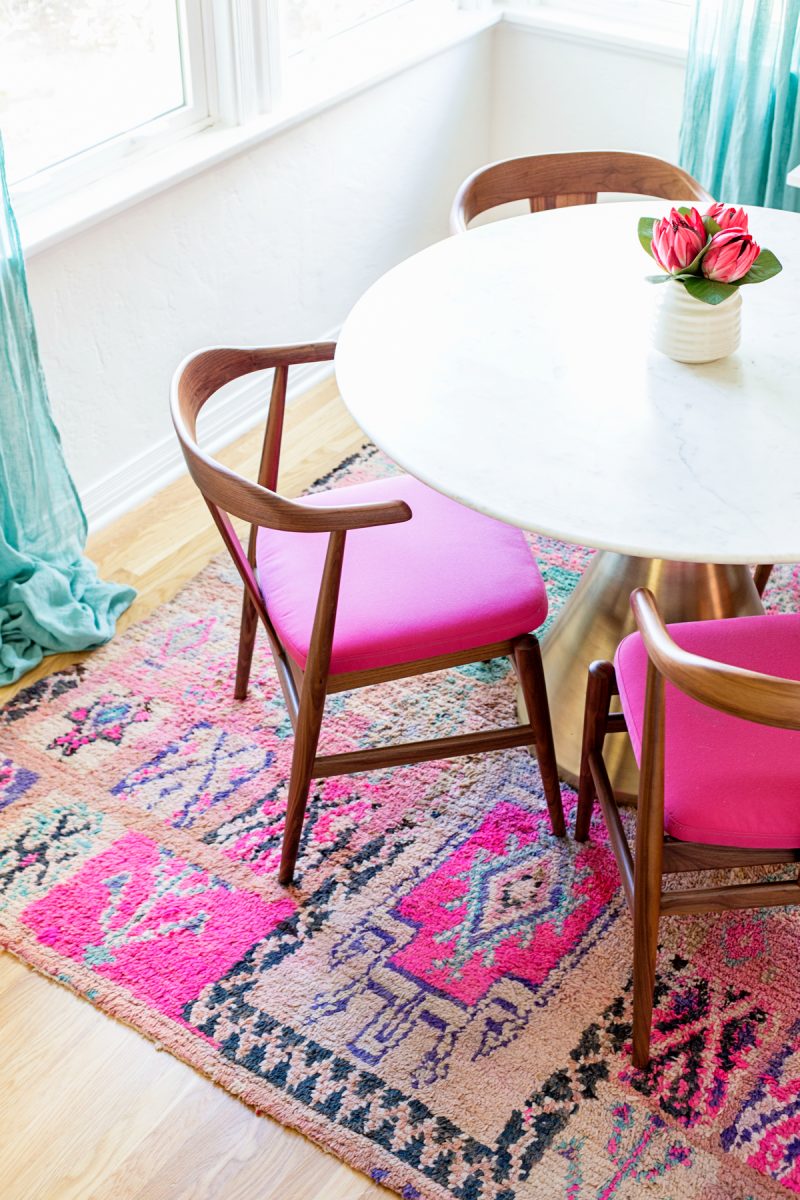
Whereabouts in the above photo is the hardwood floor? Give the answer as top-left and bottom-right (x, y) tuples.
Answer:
(0, 380), (392, 1200)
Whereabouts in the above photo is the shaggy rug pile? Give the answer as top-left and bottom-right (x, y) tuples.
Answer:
(2, 445), (800, 1199)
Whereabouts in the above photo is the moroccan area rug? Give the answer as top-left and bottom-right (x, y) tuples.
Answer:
(3, 445), (800, 1200)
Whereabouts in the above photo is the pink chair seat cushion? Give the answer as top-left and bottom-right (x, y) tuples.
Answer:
(256, 475), (547, 676)
(615, 613), (800, 849)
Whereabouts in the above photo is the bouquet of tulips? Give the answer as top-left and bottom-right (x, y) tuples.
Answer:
(638, 203), (782, 305)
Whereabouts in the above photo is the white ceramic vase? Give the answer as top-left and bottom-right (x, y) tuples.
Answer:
(652, 280), (742, 364)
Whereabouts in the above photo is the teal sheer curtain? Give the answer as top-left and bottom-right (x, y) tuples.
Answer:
(0, 136), (135, 685)
(679, 0), (800, 212)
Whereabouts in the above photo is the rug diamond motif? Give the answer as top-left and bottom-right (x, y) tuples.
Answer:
(390, 800), (619, 1006)
(431, 830), (590, 976)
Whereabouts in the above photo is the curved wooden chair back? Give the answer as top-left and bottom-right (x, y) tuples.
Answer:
(450, 150), (713, 233)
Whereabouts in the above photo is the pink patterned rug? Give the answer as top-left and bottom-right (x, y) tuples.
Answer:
(3, 445), (800, 1200)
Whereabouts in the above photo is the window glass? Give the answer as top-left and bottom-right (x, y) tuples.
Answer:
(0, 0), (186, 183)
(284, 0), (414, 56)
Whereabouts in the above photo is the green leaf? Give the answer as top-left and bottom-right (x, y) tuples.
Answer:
(738, 248), (783, 285)
(638, 216), (657, 258)
(684, 239), (712, 275)
(681, 276), (740, 306)
(703, 216), (722, 235)
(677, 206), (693, 217)
(645, 274), (671, 283)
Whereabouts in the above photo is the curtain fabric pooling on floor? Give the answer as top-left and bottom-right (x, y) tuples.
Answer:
(0, 134), (134, 684)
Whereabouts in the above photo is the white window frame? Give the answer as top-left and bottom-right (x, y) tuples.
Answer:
(207, 0), (283, 125)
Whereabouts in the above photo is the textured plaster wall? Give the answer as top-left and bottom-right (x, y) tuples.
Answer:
(491, 24), (685, 163)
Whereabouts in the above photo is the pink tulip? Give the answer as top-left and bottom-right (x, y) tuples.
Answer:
(651, 207), (707, 274)
(701, 228), (760, 283)
(705, 202), (749, 232)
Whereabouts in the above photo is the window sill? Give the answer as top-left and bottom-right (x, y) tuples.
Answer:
(500, 6), (688, 64)
(18, 5), (499, 258)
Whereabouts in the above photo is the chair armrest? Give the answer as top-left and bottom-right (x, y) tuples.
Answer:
(275, 490), (412, 532)
(630, 587), (800, 731)
(192, 460), (412, 531)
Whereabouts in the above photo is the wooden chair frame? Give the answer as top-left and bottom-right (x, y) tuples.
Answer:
(575, 587), (800, 1068)
(171, 344), (565, 885)
(449, 149), (713, 233)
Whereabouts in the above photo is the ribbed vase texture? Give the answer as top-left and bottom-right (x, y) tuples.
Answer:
(652, 280), (742, 363)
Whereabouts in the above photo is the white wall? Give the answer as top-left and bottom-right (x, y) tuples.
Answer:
(21, 20), (687, 527)
(491, 22), (685, 162)
(24, 32), (493, 525)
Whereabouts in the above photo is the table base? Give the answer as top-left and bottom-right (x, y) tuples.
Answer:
(518, 553), (765, 802)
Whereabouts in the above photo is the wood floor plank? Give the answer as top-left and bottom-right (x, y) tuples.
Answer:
(0, 384), (391, 1199)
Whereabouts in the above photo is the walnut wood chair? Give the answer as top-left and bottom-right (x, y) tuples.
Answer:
(449, 149), (713, 233)
(575, 587), (800, 1068)
(171, 344), (565, 884)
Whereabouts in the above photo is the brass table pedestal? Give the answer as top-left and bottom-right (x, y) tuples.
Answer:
(519, 553), (765, 801)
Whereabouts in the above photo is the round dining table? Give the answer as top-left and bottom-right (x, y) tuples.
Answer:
(334, 201), (800, 798)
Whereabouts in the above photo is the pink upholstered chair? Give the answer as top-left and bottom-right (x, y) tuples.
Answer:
(172, 343), (564, 884)
(575, 587), (800, 1067)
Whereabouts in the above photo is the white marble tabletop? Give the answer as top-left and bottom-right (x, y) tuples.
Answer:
(335, 201), (800, 565)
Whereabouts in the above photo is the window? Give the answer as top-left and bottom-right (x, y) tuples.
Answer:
(1, 1), (209, 194)
(2, 0), (467, 214)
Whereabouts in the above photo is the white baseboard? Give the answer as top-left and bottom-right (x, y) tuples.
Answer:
(82, 337), (339, 533)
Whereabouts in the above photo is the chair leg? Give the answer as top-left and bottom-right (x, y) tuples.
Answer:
(575, 661), (614, 842)
(279, 528), (345, 885)
(514, 635), (565, 837)
(632, 852), (661, 1069)
(753, 564), (774, 597)
(234, 591), (259, 700)
(278, 685), (327, 886)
